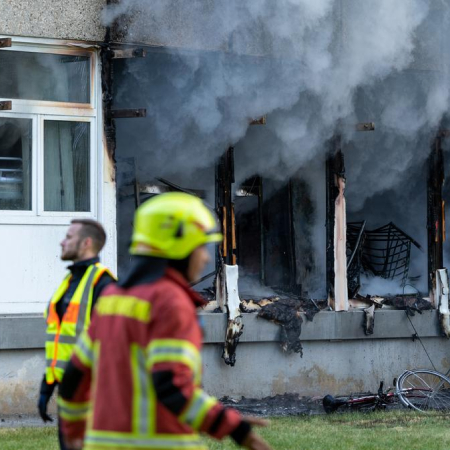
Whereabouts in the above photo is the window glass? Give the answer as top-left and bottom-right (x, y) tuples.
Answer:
(0, 118), (32, 210)
(44, 121), (90, 212)
(0, 51), (90, 103)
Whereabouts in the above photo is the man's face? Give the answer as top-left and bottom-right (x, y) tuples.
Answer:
(60, 224), (84, 262)
(186, 245), (210, 283)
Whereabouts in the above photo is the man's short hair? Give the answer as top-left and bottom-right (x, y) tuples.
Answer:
(71, 219), (107, 253)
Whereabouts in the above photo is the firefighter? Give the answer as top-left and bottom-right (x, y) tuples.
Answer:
(58, 193), (272, 450)
(38, 219), (116, 450)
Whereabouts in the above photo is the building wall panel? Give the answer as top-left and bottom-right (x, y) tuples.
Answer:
(1, 312), (448, 414)
(0, 0), (106, 42)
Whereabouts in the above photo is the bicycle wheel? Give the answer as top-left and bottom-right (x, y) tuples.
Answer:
(396, 370), (450, 412)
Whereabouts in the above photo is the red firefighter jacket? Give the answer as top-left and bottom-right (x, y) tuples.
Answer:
(58, 267), (249, 450)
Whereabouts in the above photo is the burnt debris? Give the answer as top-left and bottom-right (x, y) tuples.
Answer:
(239, 295), (325, 356)
(222, 319), (244, 366)
(217, 264), (244, 367)
(355, 293), (432, 335)
(220, 393), (323, 417)
(363, 304), (375, 335)
(257, 298), (304, 355)
(241, 296), (324, 321)
(357, 293), (432, 311)
(382, 295), (432, 315)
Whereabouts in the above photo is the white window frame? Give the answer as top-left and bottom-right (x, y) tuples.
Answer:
(0, 38), (100, 225)
(0, 40), (96, 113)
(38, 115), (97, 218)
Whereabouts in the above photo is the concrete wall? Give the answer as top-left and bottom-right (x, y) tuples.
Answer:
(1, 310), (449, 414)
(110, 0), (445, 73)
(203, 339), (450, 399)
(202, 310), (450, 398)
(0, 349), (45, 415)
(0, 0), (106, 41)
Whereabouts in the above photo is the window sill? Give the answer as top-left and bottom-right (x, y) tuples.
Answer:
(0, 310), (441, 350)
(199, 310), (442, 343)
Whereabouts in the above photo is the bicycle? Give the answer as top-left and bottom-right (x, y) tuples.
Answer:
(323, 369), (450, 413)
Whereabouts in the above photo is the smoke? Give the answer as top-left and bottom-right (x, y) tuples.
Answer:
(0, 50), (89, 103)
(239, 274), (277, 299)
(109, 1), (450, 293)
(359, 274), (420, 297)
(110, 0), (435, 181)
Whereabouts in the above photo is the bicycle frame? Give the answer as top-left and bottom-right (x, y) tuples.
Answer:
(323, 382), (431, 413)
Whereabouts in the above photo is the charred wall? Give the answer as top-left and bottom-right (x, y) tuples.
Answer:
(109, 0), (450, 297)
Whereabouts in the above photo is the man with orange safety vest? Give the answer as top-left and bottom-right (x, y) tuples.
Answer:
(58, 193), (272, 450)
(38, 219), (115, 450)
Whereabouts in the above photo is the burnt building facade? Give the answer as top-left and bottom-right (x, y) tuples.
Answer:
(1, 0), (450, 414)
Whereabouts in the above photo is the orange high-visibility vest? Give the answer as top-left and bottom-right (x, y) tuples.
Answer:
(44, 262), (114, 384)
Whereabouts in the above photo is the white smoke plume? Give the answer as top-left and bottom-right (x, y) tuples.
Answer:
(108, 1), (450, 294)
(107, 0), (437, 181)
(359, 274), (419, 297)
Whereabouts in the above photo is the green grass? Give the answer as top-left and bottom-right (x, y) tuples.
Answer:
(2, 411), (450, 450)
(0, 426), (58, 450)
(207, 411), (450, 450)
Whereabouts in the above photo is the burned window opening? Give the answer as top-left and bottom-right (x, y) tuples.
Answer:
(215, 144), (308, 365)
(235, 175), (302, 297)
(325, 126), (448, 310)
(361, 223), (422, 284)
(262, 179), (299, 293)
(347, 221), (422, 296)
(235, 176), (262, 285)
(118, 146), (316, 311)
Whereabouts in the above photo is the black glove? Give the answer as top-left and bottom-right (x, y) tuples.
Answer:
(38, 375), (55, 423)
(38, 393), (53, 422)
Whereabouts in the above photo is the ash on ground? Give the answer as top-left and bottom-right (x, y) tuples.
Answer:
(220, 393), (324, 416)
(0, 414), (55, 428)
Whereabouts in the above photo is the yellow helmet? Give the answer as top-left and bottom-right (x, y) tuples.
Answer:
(130, 192), (223, 259)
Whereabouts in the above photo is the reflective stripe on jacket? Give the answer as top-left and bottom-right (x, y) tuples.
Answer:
(58, 268), (243, 450)
(45, 262), (114, 384)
